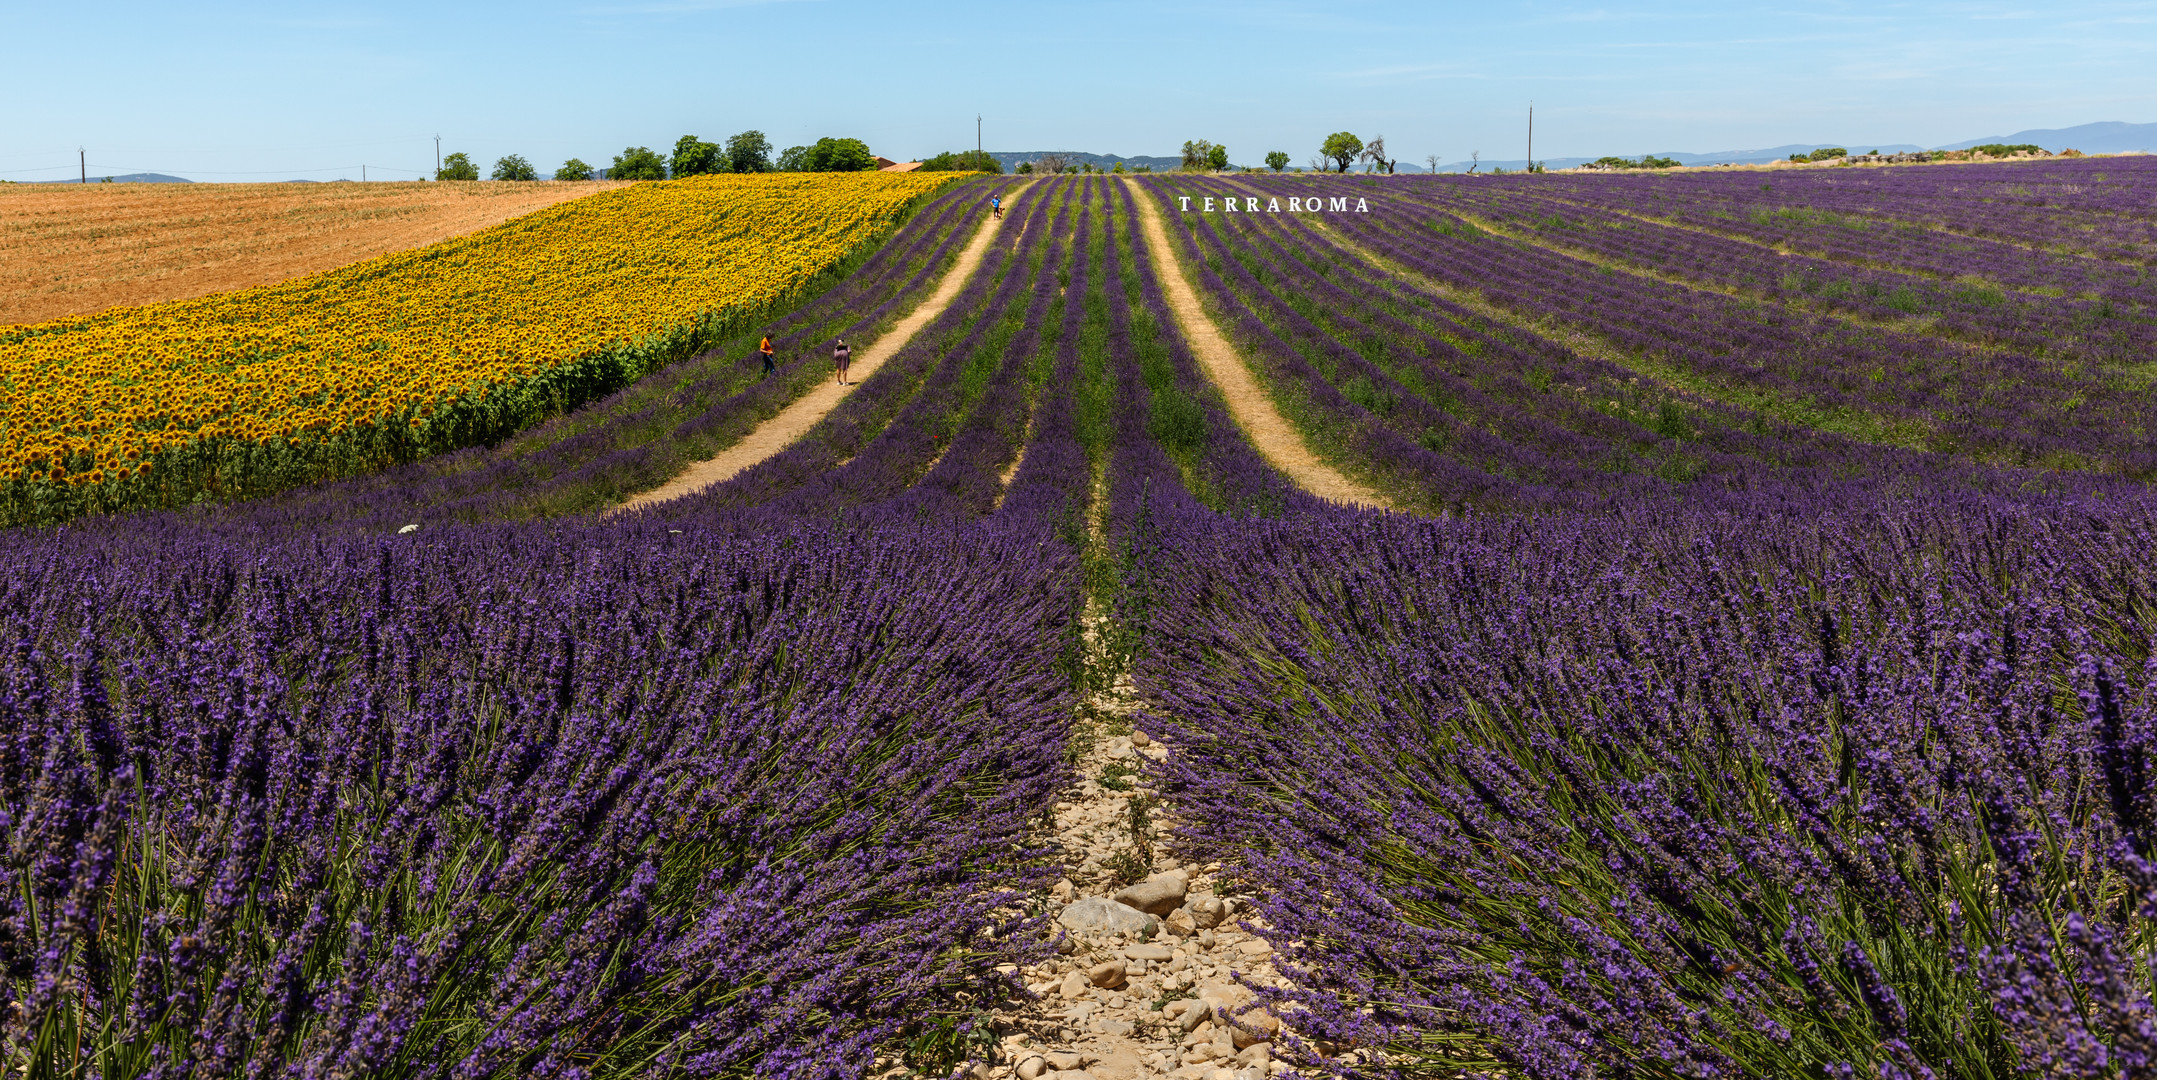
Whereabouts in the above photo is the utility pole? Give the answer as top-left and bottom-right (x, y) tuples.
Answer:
(977, 115), (982, 154)
(1527, 102), (1534, 173)
(362, 164), (367, 182)
(80, 147), (86, 184)
(434, 135), (441, 180)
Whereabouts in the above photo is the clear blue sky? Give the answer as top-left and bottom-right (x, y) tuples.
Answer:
(5, 0), (2152, 179)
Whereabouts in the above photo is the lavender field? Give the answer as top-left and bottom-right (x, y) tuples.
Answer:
(7, 162), (2157, 1079)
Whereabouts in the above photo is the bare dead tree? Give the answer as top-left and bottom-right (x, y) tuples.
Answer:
(1035, 152), (1074, 174)
(1360, 134), (1396, 174)
(1426, 154), (1440, 174)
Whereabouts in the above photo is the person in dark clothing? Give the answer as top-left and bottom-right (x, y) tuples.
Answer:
(759, 334), (775, 377)
(832, 338), (852, 385)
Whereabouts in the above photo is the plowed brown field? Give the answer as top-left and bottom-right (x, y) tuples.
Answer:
(0, 180), (624, 326)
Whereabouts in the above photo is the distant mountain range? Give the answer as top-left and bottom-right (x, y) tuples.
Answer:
(22, 172), (193, 184)
(976, 151), (1182, 171)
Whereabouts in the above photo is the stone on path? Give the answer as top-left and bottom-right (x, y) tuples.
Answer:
(1112, 870), (1188, 916)
(1088, 959), (1128, 988)
(1058, 897), (1159, 935)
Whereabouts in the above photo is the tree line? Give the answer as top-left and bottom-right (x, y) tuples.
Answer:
(431, 133), (906, 181)
(1171, 133), (1409, 174)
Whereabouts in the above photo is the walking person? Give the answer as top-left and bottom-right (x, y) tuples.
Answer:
(991, 193), (1002, 220)
(759, 334), (775, 378)
(832, 338), (852, 385)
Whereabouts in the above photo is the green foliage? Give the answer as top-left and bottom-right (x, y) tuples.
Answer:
(670, 135), (724, 178)
(919, 149), (1002, 173)
(1206, 144), (1229, 171)
(1322, 132), (1363, 172)
(1180, 139), (1218, 171)
(490, 154), (538, 181)
(1265, 150), (1290, 172)
(807, 137), (877, 172)
(1014, 161), (1034, 174)
(608, 146), (666, 181)
(1791, 147), (1847, 162)
(1148, 387), (1208, 452)
(1104, 850), (1151, 886)
(1970, 143), (2044, 157)
(725, 130), (772, 173)
(775, 145), (810, 172)
(1592, 155), (1681, 170)
(553, 158), (594, 181)
(1098, 762), (1139, 791)
(435, 152), (479, 181)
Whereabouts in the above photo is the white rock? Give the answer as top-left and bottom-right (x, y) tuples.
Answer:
(1126, 943), (1174, 961)
(1016, 1056), (1048, 1080)
(1059, 897), (1159, 936)
(1059, 971), (1089, 999)
(1189, 897), (1227, 929)
(1237, 939), (1273, 959)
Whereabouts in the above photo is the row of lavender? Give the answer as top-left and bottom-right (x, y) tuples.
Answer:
(0, 513), (1082, 1078)
(1143, 168), (2157, 511)
(0, 180), (1126, 1080)
(1106, 167), (2157, 1076)
(1132, 492), (2157, 1078)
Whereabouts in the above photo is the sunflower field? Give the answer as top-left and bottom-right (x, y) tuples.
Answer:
(0, 171), (958, 525)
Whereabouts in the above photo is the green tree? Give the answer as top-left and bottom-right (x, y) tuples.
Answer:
(1265, 150), (1290, 172)
(919, 149), (1002, 173)
(1180, 139), (1216, 171)
(491, 154), (538, 181)
(554, 158), (595, 181)
(671, 135), (724, 177)
(436, 152), (480, 181)
(1321, 132), (1363, 173)
(775, 145), (811, 171)
(609, 146), (667, 181)
(807, 137), (877, 172)
(725, 130), (773, 173)
(1206, 144), (1230, 171)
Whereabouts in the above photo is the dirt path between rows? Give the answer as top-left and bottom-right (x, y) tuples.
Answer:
(615, 188), (1022, 513)
(1120, 179), (1386, 510)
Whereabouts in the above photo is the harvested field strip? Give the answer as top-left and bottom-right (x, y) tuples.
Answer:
(0, 179), (625, 326)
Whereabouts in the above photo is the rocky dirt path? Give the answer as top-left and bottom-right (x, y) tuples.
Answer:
(1120, 178), (1385, 511)
(1006, 699), (1300, 1079)
(936, 626), (1303, 1080)
(615, 188), (1021, 512)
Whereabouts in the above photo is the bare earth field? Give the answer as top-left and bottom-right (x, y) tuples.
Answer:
(0, 180), (625, 326)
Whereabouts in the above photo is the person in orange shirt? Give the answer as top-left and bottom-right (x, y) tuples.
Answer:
(759, 334), (776, 377)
